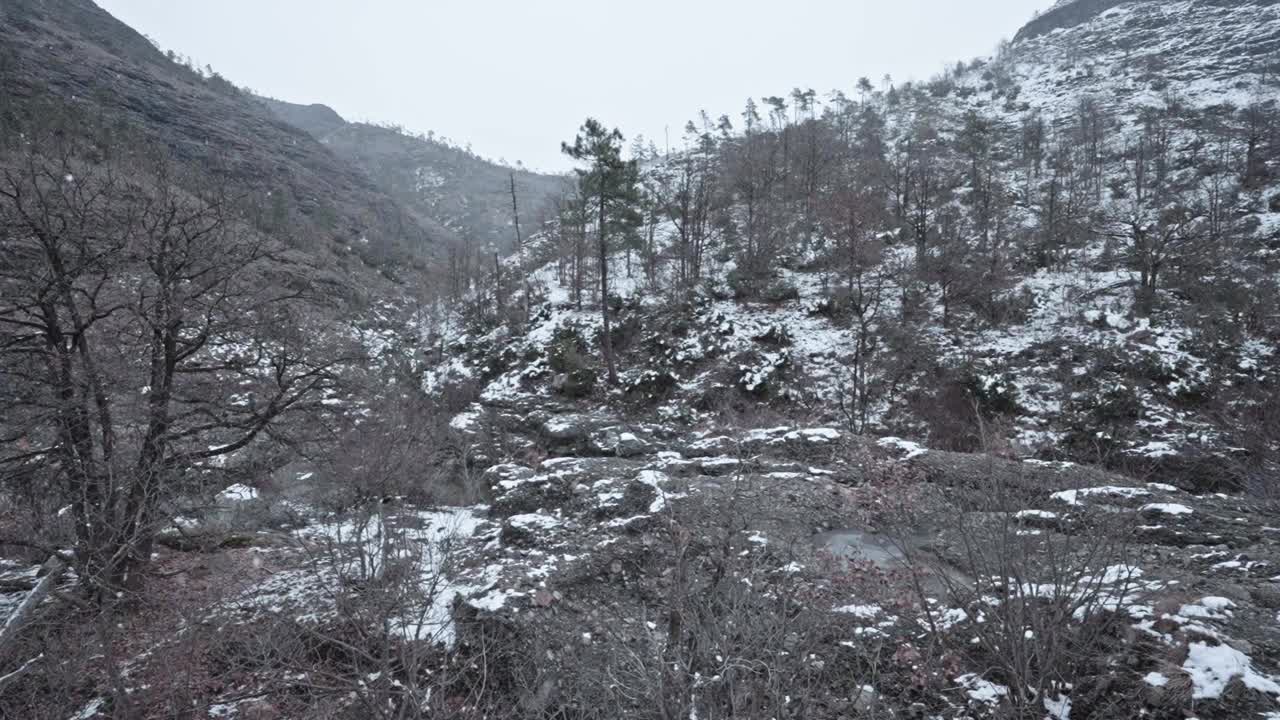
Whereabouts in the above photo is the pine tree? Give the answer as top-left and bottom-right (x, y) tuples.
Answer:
(561, 119), (640, 386)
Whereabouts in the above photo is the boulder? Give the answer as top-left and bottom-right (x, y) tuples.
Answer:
(586, 426), (656, 458)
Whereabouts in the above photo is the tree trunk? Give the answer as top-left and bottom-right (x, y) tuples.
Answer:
(510, 173), (528, 326)
(599, 193), (619, 386)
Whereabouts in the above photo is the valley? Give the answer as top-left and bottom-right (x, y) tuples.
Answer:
(2, 0), (1280, 718)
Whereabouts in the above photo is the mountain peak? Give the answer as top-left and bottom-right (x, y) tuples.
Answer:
(257, 96), (348, 138)
(1015, 0), (1142, 42)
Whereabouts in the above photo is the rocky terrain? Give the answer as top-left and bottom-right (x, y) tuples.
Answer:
(996, 0), (1278, 116)
(14, 394), (1277, 717)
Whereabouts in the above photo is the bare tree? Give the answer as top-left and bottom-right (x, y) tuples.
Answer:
(0, 129), (351, 601)
(1098, 137), (1205, 316)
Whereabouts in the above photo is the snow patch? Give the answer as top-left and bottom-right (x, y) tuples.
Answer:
(1050, 486), (1150, 506)
(1182, 642), (1280, 699)
(1140, 503), (1193, 516)
(877, 436), (927, 459)
(956, 673), (1009, 704)
(217, 483), (258, 502)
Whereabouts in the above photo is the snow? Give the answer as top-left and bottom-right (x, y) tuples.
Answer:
(70, 698), (105, 720)
(1179, 597), (1235, 619)
(239, 506), (489, 648)
(1143, 672), (1169, 687)
(700, 457), (740, 471)
(467, 587), (522, 612)
(1141, 503), (1193, 516)
(1043, 693), (1072, 720)
(217, 483), (258, 502)
(635, 469), (681, 512)
(1050, 486), (1150, 506)
(207, 701), (240, 718)
(387, 508), (490, 645)
(1096, 565), (1144, 585)
(449, 405), (484, 432)
(1015, 564), (1146, 620)
(1182, 642), (1280, 699)
(877, 436), (928, 459)
(833, 604), (881, 619)
(937, 607), (969, 630)
(1130, 441), (1179, 458)
(787, 427), (841, 443)
(508, 513), (562, 531)
(1204, 595), (1236, 611)
(956, 673), (1009, 704)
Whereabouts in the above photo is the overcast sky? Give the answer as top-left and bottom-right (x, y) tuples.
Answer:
(95, 1), (1055, 172)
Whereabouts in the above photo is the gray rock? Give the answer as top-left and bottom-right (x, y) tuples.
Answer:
(586, 426), (656, 458)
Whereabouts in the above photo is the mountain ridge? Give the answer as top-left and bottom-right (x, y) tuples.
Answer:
(1, 0), (455, 284)
(260, 96), (568, 255)
(1014, 0), (1280, 42)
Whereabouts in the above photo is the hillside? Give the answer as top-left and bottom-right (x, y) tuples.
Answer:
(261, 97), (568, 256)
(406, 1), (1280, 712)
(988, 0), (1280, 117)
(0, 0), (451, 282)
(433, 0), (1280, 480)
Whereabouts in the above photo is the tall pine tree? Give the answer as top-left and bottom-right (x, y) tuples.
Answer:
(562, 118), (640, 386)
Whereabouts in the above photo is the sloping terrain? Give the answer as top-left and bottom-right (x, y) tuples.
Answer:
(422, 0), (1280, 480)
(431, 246), (1277, 481)
(262, 97), (568, 252)
(0, 0), (450, 280)
(986, 0), (1280, 117)
(388, 2), (1280, 710)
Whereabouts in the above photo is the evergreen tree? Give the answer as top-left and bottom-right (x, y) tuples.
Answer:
(561, 118), (641, 386)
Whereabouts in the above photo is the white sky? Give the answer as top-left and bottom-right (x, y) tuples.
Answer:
(95, 0), (1056, 172)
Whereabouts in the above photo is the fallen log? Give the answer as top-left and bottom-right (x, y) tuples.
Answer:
(0, 555), (67, 662)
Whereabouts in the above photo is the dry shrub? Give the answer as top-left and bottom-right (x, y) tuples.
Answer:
(495, 475), (869, 719)
(200, 505), (499, 720)
(843, 449), (947, 531)
(314, 390), (476, 513)
(889, 456), (1144, 716)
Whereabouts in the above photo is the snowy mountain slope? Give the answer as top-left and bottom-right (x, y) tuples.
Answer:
(431, 237), (1276, 482)
(996, 0), (1280, 117)
(423, 0), (1280, 488)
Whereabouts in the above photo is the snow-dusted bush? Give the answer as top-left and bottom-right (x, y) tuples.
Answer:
(760, 278), (800, 304)
(734, 349), (790, 398)
(751, 322), (792, 347)
(547, 324), (597, 398)
(964, 369), (1021, 418)
(623, 369), (677, 403)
